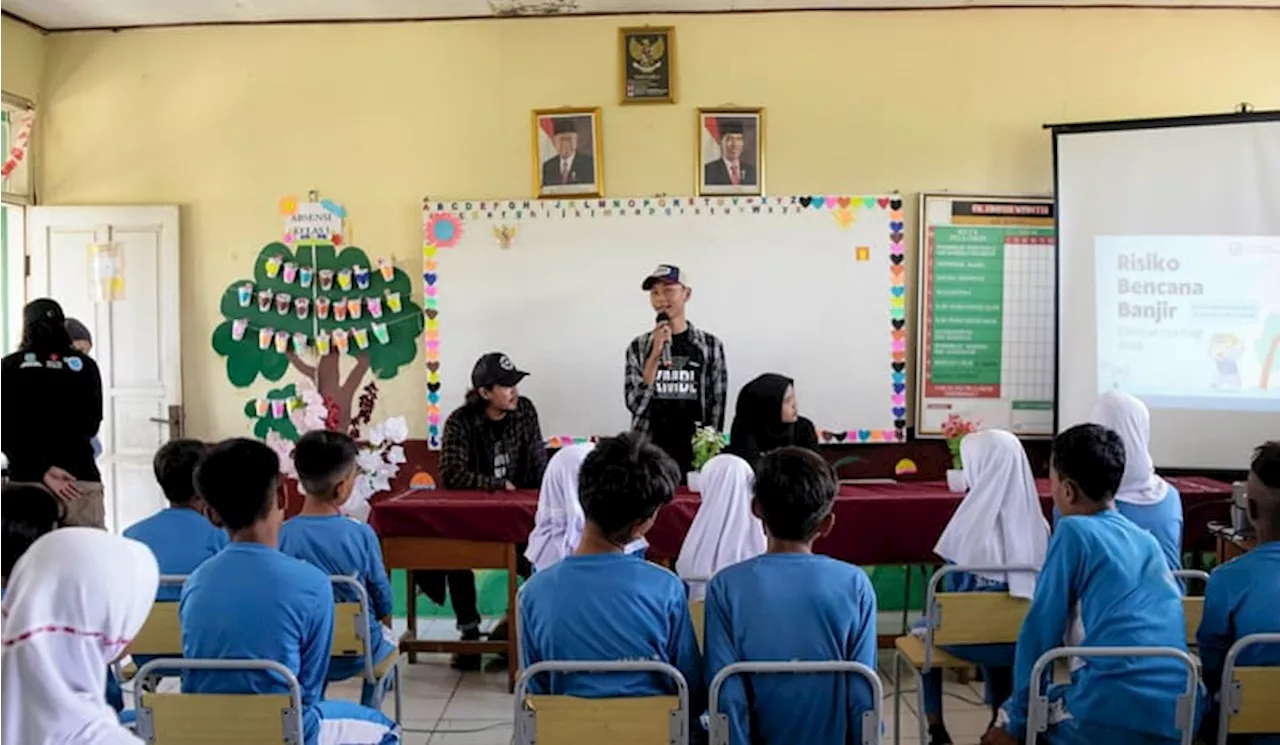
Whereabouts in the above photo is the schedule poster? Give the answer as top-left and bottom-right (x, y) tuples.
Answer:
(916, 194), (1056, 437)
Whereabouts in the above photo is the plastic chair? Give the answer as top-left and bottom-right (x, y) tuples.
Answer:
(133, 658), (304, 745)
(329, 575), (405, 723)
(1217, 632), (1280, 743)
(1025, 646), (1200, 745)
(892, 564), (1037, 745)
(513, 660), (690, 745)
(709, 660), (883, 745)
(1172, 569), (1209, 645)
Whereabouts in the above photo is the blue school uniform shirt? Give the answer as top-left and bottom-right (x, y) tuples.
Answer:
(1000, 510), (1201, 741)
(123, 507), (228, 601)
(1115, 483), (1184, 576)
(1197, 541), (1280, 745)
(519, 553), (704, 714)
(279, 514), (396, 680)
(704, 553), (878, 745)
(180, 542), (334, 745)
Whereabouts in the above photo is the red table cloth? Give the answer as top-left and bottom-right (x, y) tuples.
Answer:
(370, 476), (1232, 566)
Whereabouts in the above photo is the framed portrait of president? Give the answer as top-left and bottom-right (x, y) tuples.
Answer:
(697, 108), (764, 197)
(532, 108), (604, 199)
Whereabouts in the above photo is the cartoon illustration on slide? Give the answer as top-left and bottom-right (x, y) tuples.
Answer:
(1208, 333), (1244, 391)
(1257, 314), (1280, 390)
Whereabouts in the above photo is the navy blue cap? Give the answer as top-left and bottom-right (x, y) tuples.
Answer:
(641, 264), (686, 290)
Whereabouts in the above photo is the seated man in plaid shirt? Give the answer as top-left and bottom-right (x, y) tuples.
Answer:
(416, 351), (548, 670)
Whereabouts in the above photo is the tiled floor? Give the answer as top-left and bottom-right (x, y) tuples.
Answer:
(329, 625), (997, 745)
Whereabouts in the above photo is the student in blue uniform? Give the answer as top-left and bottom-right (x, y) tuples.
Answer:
(519, 432), (704, 724)
(1196, 440), (1280, 745)
(280, 430), (397, 707)
(920, 429), (1050, 745)
(182, 438), (398, 745)
(703, 446), (877, 745)
(124, 439), (226, 602)
(982, 424), (1204, 745)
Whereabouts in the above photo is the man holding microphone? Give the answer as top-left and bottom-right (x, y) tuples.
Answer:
(625, 265), (728, 477)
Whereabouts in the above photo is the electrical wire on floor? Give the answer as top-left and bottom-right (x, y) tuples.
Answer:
(401, 721), (513, 735)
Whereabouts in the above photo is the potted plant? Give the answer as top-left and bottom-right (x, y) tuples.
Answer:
(688, 425), (728, 492)
(941, 413), (979, 493)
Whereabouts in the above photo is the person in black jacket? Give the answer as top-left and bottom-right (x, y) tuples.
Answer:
(725, 373), (820, 467)
(1, 299), (105, 528)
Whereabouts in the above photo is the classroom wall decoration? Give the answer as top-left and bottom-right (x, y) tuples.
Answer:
(422, 194), (907, 450)
(212, 194), (425, 434)
(915, 193), (1055, 437)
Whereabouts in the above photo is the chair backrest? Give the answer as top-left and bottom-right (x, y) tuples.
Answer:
(689, 600), (706, 651)
(708, 660), (882, 745)
(1171, 570), (1209, 646)
(128, 603), (183, 658)
(514, 660), (690, 745)
(923, 564), (1037, 668)
(1218, 632), (1280, 742)
(329, 575), (374, 678)
(1027, 646), (1199, 745)
(134, 659), (304, 745)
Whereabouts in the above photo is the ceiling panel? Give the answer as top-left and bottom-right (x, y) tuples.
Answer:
(6, 0), (1278, 30)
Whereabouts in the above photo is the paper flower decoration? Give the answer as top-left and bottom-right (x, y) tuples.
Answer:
(425, 213), (463, 249)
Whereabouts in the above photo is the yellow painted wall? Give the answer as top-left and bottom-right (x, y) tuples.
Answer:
(35, 10), (1280, 440)
(2, 16), (47, 101)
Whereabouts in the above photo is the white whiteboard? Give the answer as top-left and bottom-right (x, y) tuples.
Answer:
(422, 195), (907, 449)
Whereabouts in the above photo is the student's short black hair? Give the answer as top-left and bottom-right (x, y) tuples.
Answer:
(2, 484), (63, 579)
(1051, 424), (1126, 502)
(753, 447), (837, 542)
(293, 430), (360, 500)
(153, 439), (209, 505)
(1251, 441), (1280, 491)
(194, 438), (280, 531)
(578, 432), (680, 544)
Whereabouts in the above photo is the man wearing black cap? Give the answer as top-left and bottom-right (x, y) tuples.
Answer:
(421, 352), (547, 669)
(625, 265), (728, 476)
(704, 118), (755, 187)
(540, 118), (595, 187)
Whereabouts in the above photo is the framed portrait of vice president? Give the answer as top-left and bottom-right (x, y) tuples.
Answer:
(697, 108), (764, 197)
(533, 108), (604, 199)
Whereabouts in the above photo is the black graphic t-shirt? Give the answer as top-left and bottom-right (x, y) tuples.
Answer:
(485, 417), (511, 482)
(649, 331), (704, 475)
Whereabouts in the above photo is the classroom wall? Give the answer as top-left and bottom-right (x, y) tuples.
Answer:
(35, 9), (1280, 441)
(2, 16), (47, 102)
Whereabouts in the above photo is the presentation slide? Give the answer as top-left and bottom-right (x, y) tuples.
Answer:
(1094, 235), (1280, 412)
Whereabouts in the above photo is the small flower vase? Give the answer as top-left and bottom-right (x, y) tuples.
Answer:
(687, 471), (703, 493)
(946, 468), (966, 493)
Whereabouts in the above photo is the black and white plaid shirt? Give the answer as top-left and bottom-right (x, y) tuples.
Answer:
(624, 321), (728, 436)
(439, 397), (547, 490)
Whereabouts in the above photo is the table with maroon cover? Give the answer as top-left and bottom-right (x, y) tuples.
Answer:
(372, 476), (1231, 685)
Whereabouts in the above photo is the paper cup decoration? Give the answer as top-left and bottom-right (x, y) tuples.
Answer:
(254, 398), (270, 417)
(292, 332), (308, 354)
(377, 257), (394, 282)
(231, 318), (249, 341)
(258, 327), (273, 350)
(385, 291), (402, 313)
(257, 289), (273, 312)
(353, 265), (371, 290)
(319, 269), (334, 290)
(334, 299), (348, 322)
(347, 297), (363, 319)
(367, 297), (383, 319)
(273, 330), (290, 354)
(283, 261), (298, 284)
(337, 268), (353, 291)
(238, 283), (253, 308)
(299, 266), (314, 288)
(270, 399), (287, 418)
(275, 292), (291, 315)
(264, 254), (284, 279)
(315, 296), (331, 319)
(294, 297), (310, 320)
(315, 330), (331, 356)
(333, 329), (350, 353)
(372, 321), (390, 345)
(352, 326), (370, 350)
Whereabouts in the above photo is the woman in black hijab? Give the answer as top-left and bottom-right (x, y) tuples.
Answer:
(726, 373), (819, 466)
(0, 299), (105, 527)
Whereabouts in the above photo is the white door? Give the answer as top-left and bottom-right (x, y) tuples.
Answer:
(27, 206), (181, 533)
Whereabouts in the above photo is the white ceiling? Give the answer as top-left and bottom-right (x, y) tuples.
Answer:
(7, 0), (1278, 31)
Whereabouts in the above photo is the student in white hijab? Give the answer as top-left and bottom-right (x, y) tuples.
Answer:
(920, 429), (1050, 745)
(525, 443), (646, 573)
(676, 453), (767, 601)
(1089, 389), (1183, 574)
(2, 527), (160, 745)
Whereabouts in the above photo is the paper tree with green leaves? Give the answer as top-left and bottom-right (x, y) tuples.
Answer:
(212, 242), (423, 432)
(1258, 313), (1280, 390)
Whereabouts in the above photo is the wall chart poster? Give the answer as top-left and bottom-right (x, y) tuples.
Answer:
(916, 194), (1056, 437)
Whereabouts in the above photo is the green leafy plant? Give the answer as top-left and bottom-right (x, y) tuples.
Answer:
(691, 425), (728, 471)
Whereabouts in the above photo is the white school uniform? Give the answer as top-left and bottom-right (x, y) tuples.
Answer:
(2, 528), (160, 745)
(676, 454), (766, 601)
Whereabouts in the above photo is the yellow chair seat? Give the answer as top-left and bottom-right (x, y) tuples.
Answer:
(689, 600), (706, 651)
(526, 695), (679, 745)
(1229, 666), (1280, 735)
(894, 635), (968, 669)
(1182, 597), (1204, 646)
(140, 692), (294, 745)
(373, 652), (397, 679)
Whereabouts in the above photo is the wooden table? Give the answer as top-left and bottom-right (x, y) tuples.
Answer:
(1208, 521), (1257, 564)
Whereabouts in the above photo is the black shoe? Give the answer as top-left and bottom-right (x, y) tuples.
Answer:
(450, 627), (482, 671)
(488, 619), (509, 643)
(928, 723), (953, 745)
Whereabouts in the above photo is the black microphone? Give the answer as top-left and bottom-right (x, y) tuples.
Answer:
(655, 311), (672, 368)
